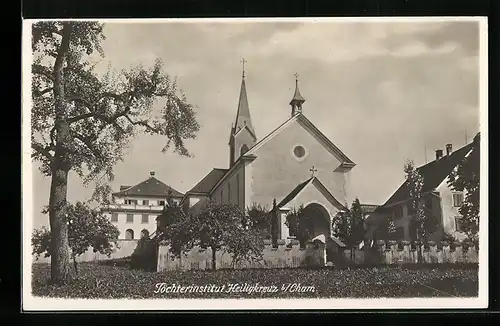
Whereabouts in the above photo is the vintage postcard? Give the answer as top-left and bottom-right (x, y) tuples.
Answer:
(22, 17), (488, 310)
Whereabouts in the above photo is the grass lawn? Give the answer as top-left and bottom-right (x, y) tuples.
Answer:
(31, 261), (478, 299)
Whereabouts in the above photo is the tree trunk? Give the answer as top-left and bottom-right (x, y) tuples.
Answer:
(73, 253), (78, 276)
(416, 232), (423, 264)
(211, 245), (217, 271)
(49, 22), (74, 285)
(49, 164), (73, 284)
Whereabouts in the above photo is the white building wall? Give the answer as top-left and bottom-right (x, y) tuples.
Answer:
(104, 194), (182, 240)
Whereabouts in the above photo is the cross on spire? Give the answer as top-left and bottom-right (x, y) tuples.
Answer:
(309, 166), (317, 177)
(241, 58), (247, 78)
(294, 72), (299, 82)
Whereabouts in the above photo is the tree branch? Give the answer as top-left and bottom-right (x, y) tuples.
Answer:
(32, 63), (54, 81)
(66, 91), (134, 124)
(34, 87), (53, 97)
(72, 132), (104, 162)
(31, 141), (54, 161)
(123, 115), (161, 133)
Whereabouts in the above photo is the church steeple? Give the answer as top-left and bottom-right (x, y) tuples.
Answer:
(229, 59), (257, 167)
(290, 73), (305, 116)
(232, 58), (255, 136)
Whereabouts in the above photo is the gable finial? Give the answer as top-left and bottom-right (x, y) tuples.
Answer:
(294, 72), (299, 83)
(309, 166), (317, 177)
(241, 58), (247, 78)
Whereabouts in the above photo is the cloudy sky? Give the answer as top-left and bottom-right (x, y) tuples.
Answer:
(30, 19), (482, 229)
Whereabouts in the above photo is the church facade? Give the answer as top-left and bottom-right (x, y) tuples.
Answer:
(181, 69), (355, 246)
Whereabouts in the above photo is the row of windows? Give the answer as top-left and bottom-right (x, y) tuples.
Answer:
(392, 193), (464, 220)
(111, 213), (154, 224)
(123, 199), (167, 206)
(124, 229), (150, 240)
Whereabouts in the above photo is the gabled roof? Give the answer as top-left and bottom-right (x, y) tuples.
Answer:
(245, 113), (355, 167)
(277, 176), (346, 210)
(384, 142), (474, 206)
(187, 168), (229, 194)
(113, 177), (183, 198)
(277, 178), (312, 208)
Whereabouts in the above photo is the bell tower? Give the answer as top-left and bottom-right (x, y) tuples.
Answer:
(229, 58), (257, 167)
(290, 73), (305, 116)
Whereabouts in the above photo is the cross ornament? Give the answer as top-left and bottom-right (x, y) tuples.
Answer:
(294, 72), (299, 81)
(310, 166), (317, 177)
(241, 58), (247, 77)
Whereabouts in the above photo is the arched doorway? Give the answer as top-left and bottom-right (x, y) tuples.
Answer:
(125, 229), (134, 240)
(302, 203), (331, 240)
(140, 229), (150, 239)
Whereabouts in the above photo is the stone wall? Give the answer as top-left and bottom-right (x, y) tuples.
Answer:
(32, 240), (139, 264)
(157, 239), (325, 272)
(343, 240), (479, 265)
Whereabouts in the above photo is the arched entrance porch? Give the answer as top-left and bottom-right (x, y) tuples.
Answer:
(301, 203), (331, 240)
(300, 203), (344, 265)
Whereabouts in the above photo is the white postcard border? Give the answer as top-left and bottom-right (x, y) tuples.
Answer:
(22, 16), (489, 311)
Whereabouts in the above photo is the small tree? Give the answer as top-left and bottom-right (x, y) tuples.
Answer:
(160, 201), (264, 270)
(225, 227), (264, 268)
(448, 133), (480, 245)
(245, 203), (271, 238)
(404, 160), (433, 263)
(270, 199), (279, 247)
(32, 201), (120, 276)
(331, 198), (365, 261)
(157, 200), (193, 258)
(285, 205), (311, 248)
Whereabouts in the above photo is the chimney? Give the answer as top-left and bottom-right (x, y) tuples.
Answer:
(150, 171), (155, 177)
(435, 149), (443, 160)
(446, 143), (452, 156)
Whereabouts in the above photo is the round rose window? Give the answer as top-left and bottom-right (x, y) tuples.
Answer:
(294, 145), (306, 158)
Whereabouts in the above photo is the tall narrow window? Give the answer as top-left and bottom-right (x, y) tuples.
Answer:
(228, 182), (231, 203)
(221, 190), (224, 203)
(453, 193), (464, 207)
(141, 214), (149, 223)
(142, 200), (149, 206)
(126, 214), (134, 223)
(111, 213), (118, 222)
(455, 216), (464, 232)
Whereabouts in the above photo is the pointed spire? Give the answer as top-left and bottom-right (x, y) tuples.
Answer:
(290, 73), (305, 116)
(233, 58), (255, 136)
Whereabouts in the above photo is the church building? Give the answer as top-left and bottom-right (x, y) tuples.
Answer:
(181, 65), (356, 246)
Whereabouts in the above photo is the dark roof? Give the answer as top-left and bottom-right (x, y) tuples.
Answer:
(384, 142), (473, 206)
(113, 177), (183, 198)
(187, 168), (228, 194)
(277, 177), (346, 210)
(277, 177), (313, 208)
(329, 236), (347, 248)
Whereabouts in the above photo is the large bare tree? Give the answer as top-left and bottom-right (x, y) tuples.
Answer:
(30, 21), (200, 284)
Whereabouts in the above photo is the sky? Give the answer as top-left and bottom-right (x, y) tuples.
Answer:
(30, 19), (482, 229)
